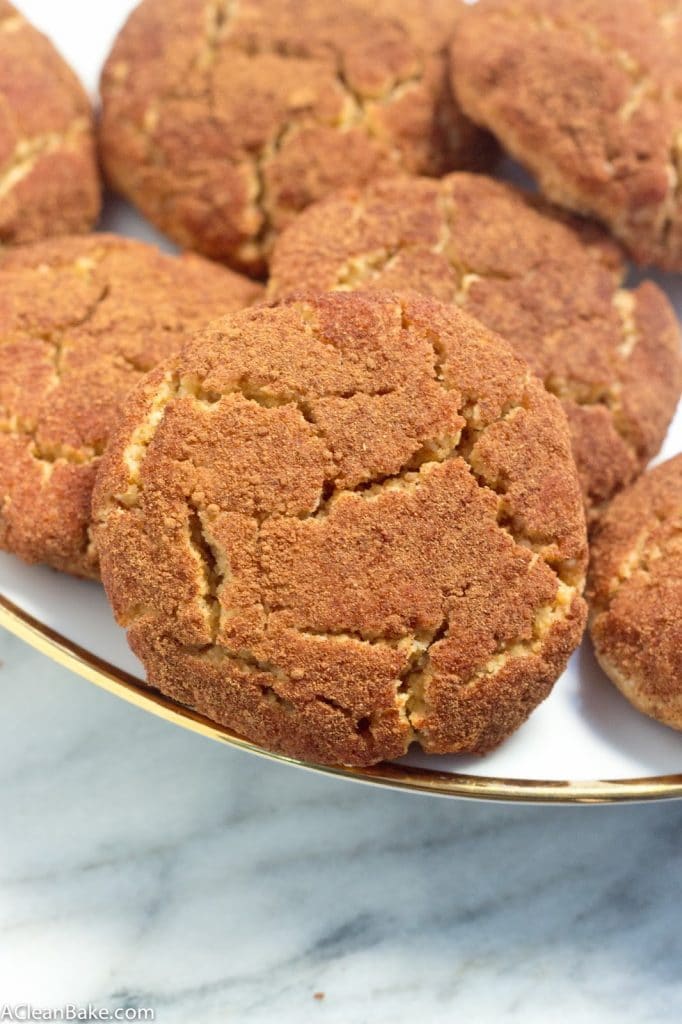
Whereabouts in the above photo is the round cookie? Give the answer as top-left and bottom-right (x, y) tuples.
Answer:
(450, 0), (682, 271)
(0, 1), (100, 244)
(269, 174), (682, 518)
(99, 0), (494, 276)
(589, 454), (682, 730)
(92, 291), (588, 767)
(0, 234), (262, 578)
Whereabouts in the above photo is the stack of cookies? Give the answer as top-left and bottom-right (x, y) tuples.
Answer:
(1, 0), (681, 766)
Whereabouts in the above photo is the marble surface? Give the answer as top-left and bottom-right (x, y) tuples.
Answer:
(1, 627), (681, 1023)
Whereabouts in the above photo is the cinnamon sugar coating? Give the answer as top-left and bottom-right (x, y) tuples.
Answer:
(99, 0), (494, 276)
(0, 0), (100, 244)
(93, 292), (588, 767)
(0, 234), (263, 577)
(269, 174), (682, 517)
(450, 0), (682, 270)
(589, 454), (682, 730)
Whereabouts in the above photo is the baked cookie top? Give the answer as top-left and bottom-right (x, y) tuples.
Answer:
(0, 233), (263, 578)
(0, 0), (100, 244)
(269, 174), (682, 516)
(93, 291), (587, 767)
(99, 0), (493, 276)
(450, 0), (682, 270)
(589, 454), (682, 730)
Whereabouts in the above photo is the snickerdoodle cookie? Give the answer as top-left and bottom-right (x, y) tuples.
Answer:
(0, 1), (100, 244)
(269, 174), (682, 517)
(92, 292), (587, 767)
(450, 0), (682, 270)
(589, 454), (682, 730)
(0, 234), (262, 578)
(99, 0), (494, 276)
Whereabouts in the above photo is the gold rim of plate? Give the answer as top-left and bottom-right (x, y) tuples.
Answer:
(2, 594), (681, 805)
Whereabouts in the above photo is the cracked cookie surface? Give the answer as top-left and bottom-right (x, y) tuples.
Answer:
(0, 233), (263, 577)
(589, 454), (682, 731)
(0, 0), (100, 244)
(93, 291), (588, 767)
(99, 0), (494, 276)
(450, 0), (682, 270)
(269, 174), (682, 518)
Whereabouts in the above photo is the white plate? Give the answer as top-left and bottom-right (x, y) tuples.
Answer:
(1, 0), (681, 802)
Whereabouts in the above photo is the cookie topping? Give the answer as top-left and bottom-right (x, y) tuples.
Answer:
(94, 292), (588, 765)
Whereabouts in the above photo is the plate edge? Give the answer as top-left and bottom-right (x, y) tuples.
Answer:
(2, 593), (681, 805)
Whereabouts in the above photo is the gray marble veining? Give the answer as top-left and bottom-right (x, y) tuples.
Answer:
(1, 629), (681, 1023)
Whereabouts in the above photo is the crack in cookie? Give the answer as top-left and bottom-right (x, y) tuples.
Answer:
(0, 118), (93, 204)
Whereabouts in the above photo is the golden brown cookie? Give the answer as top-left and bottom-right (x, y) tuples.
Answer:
(450, 0), (682, 270)
(269, 173), (682, 518)
(0, 233), (263, 578)
(99, 0), (494, 276)
(92, 291), (588, 767)
(589, 454), (682, 730)
(0, 1), (100, 244)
